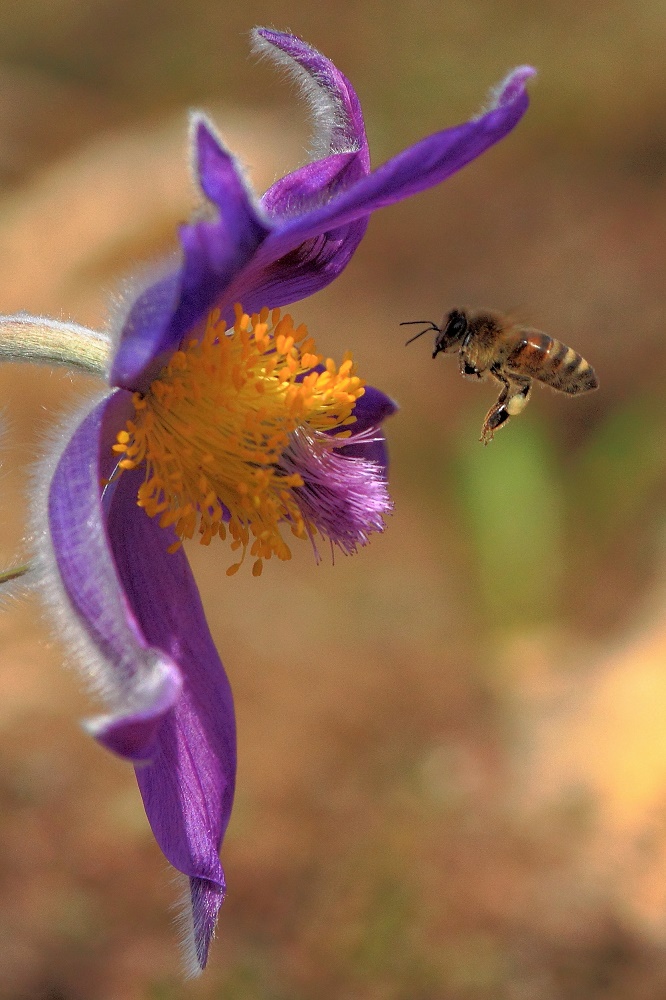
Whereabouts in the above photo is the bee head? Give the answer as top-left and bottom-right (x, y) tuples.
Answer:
(432, 309), (468, 358)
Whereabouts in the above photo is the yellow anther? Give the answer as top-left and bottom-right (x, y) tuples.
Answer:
(111, 303), (365, 574)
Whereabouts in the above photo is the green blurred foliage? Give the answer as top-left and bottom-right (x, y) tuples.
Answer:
(574, 395), (666, 544)
(454, 419), (564, 630)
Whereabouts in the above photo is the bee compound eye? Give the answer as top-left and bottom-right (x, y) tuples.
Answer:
(449, 315), (467, 339)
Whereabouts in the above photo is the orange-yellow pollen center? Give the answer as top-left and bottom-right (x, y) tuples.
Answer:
(112, 305), (365, 576)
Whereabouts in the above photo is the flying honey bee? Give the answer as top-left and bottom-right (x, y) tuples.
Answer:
(402, 307), (599, 444)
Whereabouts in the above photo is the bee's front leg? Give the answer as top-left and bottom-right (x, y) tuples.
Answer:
(460, 358), (483, 379)
(480, 374), (532, 444)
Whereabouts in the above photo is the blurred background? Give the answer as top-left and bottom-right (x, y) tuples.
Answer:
(0, 1), (664, 997)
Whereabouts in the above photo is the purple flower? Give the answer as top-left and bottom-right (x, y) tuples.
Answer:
(9, 30), (534, 974)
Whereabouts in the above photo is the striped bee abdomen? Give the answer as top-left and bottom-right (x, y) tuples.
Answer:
(507, 331), (598, 394)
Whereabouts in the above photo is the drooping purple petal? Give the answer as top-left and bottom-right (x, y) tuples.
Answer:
(87, 654), (183, 762)
(48, 391), (182, 761)
(188, 878), (225, 974)
(108, 463), (236, 971)
(48, 393), (236, 969)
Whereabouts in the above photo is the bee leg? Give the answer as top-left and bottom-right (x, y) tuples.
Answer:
(480, 376), (532, 444)
(460, 358), (483, 379)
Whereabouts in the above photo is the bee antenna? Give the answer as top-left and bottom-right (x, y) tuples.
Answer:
(400, 320), (439, 346)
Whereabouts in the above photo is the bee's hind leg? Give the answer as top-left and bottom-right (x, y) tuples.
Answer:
(480, 374), (532, 444)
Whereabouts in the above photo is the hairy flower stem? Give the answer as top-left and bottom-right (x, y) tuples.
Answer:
(0, 316), (110, 376)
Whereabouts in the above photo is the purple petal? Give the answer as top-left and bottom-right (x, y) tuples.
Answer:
(107, 463), (236, 970)
(86, 653), (183, 762)
(220, 216), (368, 319)
(112, 119), (271, 392)
(339, 393), (396, 473)
(348, 385), (398, 434)
(339, 433), (389, 472)
(488, 65), (537, 109)
(262, 151), (366, 218)
(255, 66), (536, 257)
(48, 391), (182, 762)
(322, 384), (396, 473)
(174, 119), (271, 325)
(338, 386), (396, 473)
(110, 272), (182, 398)
(188, 877), (225, 974)
(209, 65), (535, 317)
(251, 28), (369, 163)
(48, 393), (236, 969)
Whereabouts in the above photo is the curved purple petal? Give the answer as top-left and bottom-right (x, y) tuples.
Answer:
(48, 392), (236, 969)
(108, 463), (236, 970)
(110, 50), (532, 395)
(262, 151), (365, 218)
(254, 65), (536, 260)
(220, 216), (369, 320)
(251, 28), (369, 164)
(187, 64), (534, 327)
(48, 391), (182, 762)
(86, 654), (183, 762)
(218, 66), (533, 314)
(110, 272), (183, 399)
(171, 119), (271, 333)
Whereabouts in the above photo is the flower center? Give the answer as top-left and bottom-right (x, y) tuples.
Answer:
(112, 305), (366, 576)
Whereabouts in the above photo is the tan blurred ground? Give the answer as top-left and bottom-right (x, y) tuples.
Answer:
(0, 2), (665, 998)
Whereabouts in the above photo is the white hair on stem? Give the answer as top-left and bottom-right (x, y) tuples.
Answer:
(0, 315), (110, 375)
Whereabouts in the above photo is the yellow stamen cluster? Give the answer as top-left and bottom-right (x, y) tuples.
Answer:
(112, 305), (365, 576)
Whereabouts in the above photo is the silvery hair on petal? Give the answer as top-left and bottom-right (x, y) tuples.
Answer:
(250, 28), (361, 160)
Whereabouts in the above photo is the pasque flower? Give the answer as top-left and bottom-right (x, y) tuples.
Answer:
(0, 30), (534, 973)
